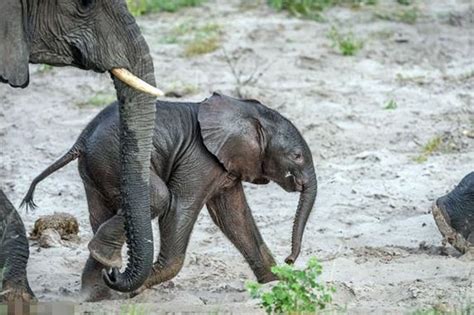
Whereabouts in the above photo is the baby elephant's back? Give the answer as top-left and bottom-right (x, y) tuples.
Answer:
(77, 101), (197, 199)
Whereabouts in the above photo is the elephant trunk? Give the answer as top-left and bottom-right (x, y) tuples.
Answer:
(285, 169), (317, 264)
(102, 37), (157, 292)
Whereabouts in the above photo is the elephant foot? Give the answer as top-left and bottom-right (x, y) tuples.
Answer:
(88, 214), (126, 268)
(88, 238), (123, 268)
(0, 282), (36, 303)
(432, 172), (474, 254)
(257, 272), (278, 284)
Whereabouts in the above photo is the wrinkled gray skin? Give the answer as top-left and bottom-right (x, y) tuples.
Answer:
(22, 93), (318, 301)
(0, 0), (157, 292)
(0, 189), (36, 303)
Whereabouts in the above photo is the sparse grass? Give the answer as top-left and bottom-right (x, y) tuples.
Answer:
(375, 7), (419, 24)
(184, 36), (220, 56)
(37, 64), (54, 74)
(162, 22), (221, 57)
(164, 81), (199, 97)
(413, 136), (442, 163)
(126, 0), (205, 16)
(384, 99), (397, 110)
(327, 26), (363, 56)
(267, 0), (377, 21)
(397, 0), (412, 5)
(76, 92), (116, 108)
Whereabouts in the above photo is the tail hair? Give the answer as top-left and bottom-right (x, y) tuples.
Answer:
(20, 147), (81, 212)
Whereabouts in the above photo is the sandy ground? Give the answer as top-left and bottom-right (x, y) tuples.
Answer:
(1, 0), (473, 313)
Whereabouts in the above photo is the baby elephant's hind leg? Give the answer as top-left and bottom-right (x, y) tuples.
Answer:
(81, 183), (118, 302)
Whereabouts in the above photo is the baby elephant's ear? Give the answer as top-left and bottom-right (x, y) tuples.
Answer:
(198, 93), (265, 181)
(0, 0), (30, 88)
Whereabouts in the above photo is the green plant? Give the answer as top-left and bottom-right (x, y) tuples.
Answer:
(246, 257), (335, 314)
(328, 26), (363, 56)
(126, 0), (205, 16)
(384, 99), (397, 110)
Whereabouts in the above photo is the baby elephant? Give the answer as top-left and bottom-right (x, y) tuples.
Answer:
(22, 93), (317, 300)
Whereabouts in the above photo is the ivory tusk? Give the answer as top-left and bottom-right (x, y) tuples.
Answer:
(111, 68), (164, 97)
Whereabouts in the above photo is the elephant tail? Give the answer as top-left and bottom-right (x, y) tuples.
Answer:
(21, 144), (83, 212)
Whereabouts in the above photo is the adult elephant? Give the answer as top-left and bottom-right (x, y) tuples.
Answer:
(0, 0), (164, 292)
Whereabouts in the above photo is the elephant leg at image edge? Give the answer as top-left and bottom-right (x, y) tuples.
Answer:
(0, 189), (36, 304)
(432, 172), (474, 254)
(206, 183), (278, 283)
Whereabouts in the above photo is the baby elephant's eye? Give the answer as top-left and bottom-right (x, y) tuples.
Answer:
(80, 0), (94, 8)
(292, 152), (303, 162)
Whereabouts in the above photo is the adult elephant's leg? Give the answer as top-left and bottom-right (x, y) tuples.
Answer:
(206, 183), (277, 283)
(0, 189), (35, 303)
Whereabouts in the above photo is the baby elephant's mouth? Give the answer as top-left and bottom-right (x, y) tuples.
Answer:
(295, 183), (304, 192)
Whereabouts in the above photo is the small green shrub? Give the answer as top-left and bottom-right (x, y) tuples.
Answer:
(328, 26), (363, 56)
(246, 257), (335, 314)
(126, 0), (204, 16)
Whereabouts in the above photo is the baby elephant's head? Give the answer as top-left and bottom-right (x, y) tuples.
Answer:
(198, 93), (317, 264)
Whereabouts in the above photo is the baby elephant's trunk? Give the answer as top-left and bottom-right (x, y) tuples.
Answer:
(285, 169), (317, 264)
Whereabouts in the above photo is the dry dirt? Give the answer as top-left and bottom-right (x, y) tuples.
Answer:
(0, 0), (473, 314)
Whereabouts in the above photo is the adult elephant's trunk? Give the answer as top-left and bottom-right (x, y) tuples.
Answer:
(285, 169), (317, 264)
(102, 38), (157, 292)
